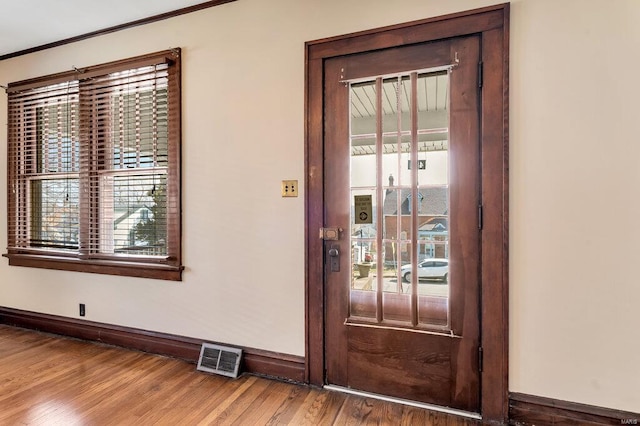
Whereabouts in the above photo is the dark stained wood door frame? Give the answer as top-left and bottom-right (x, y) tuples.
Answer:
(304, 4), (509, 423)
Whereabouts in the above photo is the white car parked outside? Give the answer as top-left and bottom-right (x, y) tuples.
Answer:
(401, 258), (448, 283)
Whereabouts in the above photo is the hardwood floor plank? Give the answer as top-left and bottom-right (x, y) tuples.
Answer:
(0, 325), (481, 425)
(198, 377), (266, 425)
(123, 367), (208, 423)
(287, 388), (347, 425)
(333, 395), (378, 425)
(146, 374), (241, 424)
(338, 395), (407, 425)
(400, 405), (429, 425)
(263, 384), (312, 425)
(230, 380), (307, 426)
(155, 374), (248, 424)
(89, 358), (189, 424)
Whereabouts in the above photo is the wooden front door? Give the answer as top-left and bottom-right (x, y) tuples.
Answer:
(322, 35), (481, 412)
(306, 6), (509, 421)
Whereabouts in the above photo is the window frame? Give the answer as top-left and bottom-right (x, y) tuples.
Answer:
(4, 49), (183, 281)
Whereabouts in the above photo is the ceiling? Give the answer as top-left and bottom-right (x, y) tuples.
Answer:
(0, 0), (217, 58)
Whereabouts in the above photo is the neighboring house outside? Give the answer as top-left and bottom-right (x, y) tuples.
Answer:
(383, 186), (449, 265)
(113, 206), (165, 256)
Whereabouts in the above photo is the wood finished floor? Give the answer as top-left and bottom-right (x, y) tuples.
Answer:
(0, 325), (480, 425)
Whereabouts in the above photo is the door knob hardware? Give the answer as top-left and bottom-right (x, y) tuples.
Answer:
(328, 244), (340, 272)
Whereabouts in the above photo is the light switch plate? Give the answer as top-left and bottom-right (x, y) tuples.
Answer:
(281, 180), (298, 197)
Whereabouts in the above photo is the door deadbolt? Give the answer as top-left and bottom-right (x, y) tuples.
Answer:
(320, 227), (341, 241)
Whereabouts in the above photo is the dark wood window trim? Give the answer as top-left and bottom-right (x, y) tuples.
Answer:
(304, 4), (509, 423)
(5, 49), (183, 281)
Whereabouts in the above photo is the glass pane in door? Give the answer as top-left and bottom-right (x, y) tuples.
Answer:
(349, 71), (451, 330)
(350, 81), (378, 320)
(415, 72), (450, 329)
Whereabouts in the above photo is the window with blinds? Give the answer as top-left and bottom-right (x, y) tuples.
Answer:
(5, 49), (182, 281)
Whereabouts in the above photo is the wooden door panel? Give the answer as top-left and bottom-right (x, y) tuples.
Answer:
(323, 36), (481, 412)
(448, 35), (481, 336)
(339, 42), (452, 82)
(323, 56), (352, 388)
(347, 327), (452, 404)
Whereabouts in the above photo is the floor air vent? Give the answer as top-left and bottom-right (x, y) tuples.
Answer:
(197, 343), (242, 378)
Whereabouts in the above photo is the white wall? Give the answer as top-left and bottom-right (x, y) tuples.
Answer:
(509, 0), (640, 413)
(0, 0), (638, 414)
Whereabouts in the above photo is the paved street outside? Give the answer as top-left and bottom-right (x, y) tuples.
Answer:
(352, 272), (449, 297)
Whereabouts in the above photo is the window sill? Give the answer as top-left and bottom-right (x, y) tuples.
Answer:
(3, 253), (183, 281)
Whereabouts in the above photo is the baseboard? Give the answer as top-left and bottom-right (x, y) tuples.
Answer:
(510, 392), (640, 426)
(0, 307), (305, 383)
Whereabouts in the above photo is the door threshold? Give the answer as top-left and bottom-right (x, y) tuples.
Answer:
(323, 385), (482, 420)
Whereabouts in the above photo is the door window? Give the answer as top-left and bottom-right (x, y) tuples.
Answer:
(349, 71), (451, 330)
